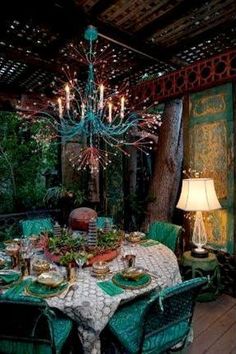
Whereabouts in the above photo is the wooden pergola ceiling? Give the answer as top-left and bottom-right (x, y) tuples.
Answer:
(0, 0), (235, 96)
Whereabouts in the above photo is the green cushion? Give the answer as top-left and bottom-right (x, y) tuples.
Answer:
(142, 320), (189, 354)
(0, 341), (52, 354)
(147, 221), (182, 252)
(52, 314), (73, 352)
(108, 278), (207, 354)
(20, 218), (54, 237)
(0, 314), (72, 354)
(108, 291), (159, 354)
(0, 279), (72, 354)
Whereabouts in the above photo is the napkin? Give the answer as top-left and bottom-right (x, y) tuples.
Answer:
(141, 239), (160, 247)
(0, 272), (20, 285)
(97, 280), (124, 296)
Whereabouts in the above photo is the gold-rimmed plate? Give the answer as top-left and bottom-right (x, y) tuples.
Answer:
(25, 280), (68, 298)
(112, 272), (151, 290)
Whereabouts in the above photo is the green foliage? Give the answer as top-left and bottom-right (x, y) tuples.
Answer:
(60, 251), (88, 266)
(0, 112), (58, 213)
(44, 184), (85, 208)
(48, 228), (85, 255)
(106, 150), (124, 225)
(97, 229), (123, 250)
(0, 224), (20, 242)
(127, 192), (156, 229)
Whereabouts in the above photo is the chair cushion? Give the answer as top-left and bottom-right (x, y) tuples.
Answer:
(20, 218), (53, 237)
(143, 313), (189, 354)
(0, 312), (72, 354)
(52, 314), (73, 353)
(108, 291), (158, 354)
(0, 341), (51, 354)
(147, 221), (181, 251)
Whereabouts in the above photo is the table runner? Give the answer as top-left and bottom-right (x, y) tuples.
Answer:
(46, 242), (181, 354)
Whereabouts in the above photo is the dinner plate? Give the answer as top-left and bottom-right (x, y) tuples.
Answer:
(112, 272), (151, 290)
(26, 280), (68, 298)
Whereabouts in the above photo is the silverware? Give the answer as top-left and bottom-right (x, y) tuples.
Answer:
(60, 283), (78, 299)
(140, 267), (159, 279)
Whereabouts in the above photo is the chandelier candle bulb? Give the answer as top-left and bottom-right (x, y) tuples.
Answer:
(120, 96), (125, 119)
(65, 84), (70, 110)
(108, 102), (112, 123)
(81, 102), (85, 120)
(58, 97), (63, 118)
(99, 84), (104, 109)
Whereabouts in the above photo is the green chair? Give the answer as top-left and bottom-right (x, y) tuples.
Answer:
(0, 298), (81, 354)
(20, 218), (54, 237)
(107, 277), (207, 354)
(147, 221), (182, 252)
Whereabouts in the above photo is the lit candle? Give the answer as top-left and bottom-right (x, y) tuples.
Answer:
(65, 84), (70, 110)
(81, 102), (85, 120)
(58, 97), (63, 118)
(108, 102), (112, 123)
(120, 96), (125, 119)
(99, 84), (104, 109)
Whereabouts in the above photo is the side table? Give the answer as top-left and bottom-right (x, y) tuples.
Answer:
(181, 251), (220, 302)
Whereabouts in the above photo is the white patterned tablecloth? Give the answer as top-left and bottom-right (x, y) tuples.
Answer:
(47, 243), (181, 354)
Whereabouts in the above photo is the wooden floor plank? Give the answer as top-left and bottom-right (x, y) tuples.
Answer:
(188, 305), (236, 354)
(188, 294), (236, 354)
(206, 322), (236, 354)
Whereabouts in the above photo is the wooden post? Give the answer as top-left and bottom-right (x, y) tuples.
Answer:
(145, 98), (183, 225)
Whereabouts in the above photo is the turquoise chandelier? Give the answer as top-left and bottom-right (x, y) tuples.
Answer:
(31, 26), (162, 174)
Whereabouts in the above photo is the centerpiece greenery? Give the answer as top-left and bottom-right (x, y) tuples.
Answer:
(45, 227), (123, 264)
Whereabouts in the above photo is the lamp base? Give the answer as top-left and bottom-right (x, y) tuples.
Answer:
(191, 248), (209, 258)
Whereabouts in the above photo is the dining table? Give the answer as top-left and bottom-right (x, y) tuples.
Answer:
(42, 241), (182, 354)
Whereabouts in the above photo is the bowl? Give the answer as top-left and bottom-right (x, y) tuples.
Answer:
(32, 259), (50, 275)
(128, 232), (146, 243)
(121, 267), (145, 280)
(37, 271), (64, 288)
(92, 261), (110, 275)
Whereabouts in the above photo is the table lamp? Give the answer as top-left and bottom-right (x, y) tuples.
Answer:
(176, 178), (221, 257)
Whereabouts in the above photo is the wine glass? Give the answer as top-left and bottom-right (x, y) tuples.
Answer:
(75, 255), (87, 275)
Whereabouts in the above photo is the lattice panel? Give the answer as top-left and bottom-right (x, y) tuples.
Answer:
(0, 57), (28, 84)
(5, 19), (59, 51)
(20, 69), (55, 92)
(133, 49), (236, 103)
(175, 26), (236, 64)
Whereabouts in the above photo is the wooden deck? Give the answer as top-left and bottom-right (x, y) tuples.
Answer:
(188, 294), (236, 354)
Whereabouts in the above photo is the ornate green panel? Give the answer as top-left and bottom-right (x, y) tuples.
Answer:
(188, 83), (234, 253)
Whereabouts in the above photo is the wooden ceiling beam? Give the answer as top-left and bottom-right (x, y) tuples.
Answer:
(88, 0), (118, 17)
(135, 0), (207, 40)
(163, 18), (236, 59)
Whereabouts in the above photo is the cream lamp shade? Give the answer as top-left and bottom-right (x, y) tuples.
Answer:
(176, 178), (221, 211)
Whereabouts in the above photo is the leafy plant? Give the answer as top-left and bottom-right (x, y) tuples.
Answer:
(60, 251), (89, 266)
(0, 112), (58, 213)
(44, 184), (85, 207)
(48, 228), (85, 255)
(97, 230), (123, 250)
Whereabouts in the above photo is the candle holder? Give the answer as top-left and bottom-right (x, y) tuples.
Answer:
(5, 244), (20, 269)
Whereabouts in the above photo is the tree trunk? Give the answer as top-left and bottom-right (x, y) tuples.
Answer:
(145, 98), (183, 225)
